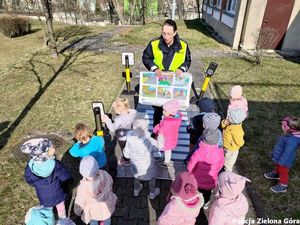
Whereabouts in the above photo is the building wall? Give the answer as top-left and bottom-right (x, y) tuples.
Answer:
(281, 1), (300, 50)
(239, 0), (268, 50)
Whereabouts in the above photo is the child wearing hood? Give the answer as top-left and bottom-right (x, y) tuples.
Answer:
(74, 156), (117, 225)
(25, 206), (75, 225)
(157, 172), (204, 225)
(153, 99), (183, 166)
(209, 171), (250, 225)
(21, 138), (72, 219)
(222, 109), (246, 171)
(187, 128), (224, 209)
(70, 123), (107, 169)
(123, 118), (161, 199)
(227, 85), (248, 117)
(264, 116), (300, 193)
(101, 97), (137, 165)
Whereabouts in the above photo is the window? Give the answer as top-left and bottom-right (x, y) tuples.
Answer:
(226, 0), (237, 14)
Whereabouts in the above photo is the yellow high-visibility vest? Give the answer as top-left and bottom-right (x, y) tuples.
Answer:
(151, 39), (187, 72)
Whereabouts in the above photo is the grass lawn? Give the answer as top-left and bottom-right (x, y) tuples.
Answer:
(0, 19), (113, 71)
(0, 22), (124, 224)
(204, 56), (300, 219)
(109, 19), (224, 50)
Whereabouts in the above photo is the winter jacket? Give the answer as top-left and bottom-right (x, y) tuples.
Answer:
(25, 160), (71, 207)
(123, 130), (160, 180)
(74, 170), (117, 224)
(142, 34), (191, 72)
(209, 172), (249, 225)
(222, 120), (244, 151)
(157, 194), (203, 225)
(105, 109), (137, 141)
(271, 134), (300, 168)
(187, 142), (224, 190)
(227, 97), (248, 117)
(153, 113), (183, 151)
(70, 136), (107, 168)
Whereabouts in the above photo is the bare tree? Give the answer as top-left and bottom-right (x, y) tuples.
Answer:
(141, 0), (146, 25)
(129, 0), (137, 24)
(111, 0), (125, 24)
(23, 0), (57, 57)
(252, 27), (279, 65)
(196, 0), (202, 19)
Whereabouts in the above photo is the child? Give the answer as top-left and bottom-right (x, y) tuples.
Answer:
(153, 99), (182, 166)
(187, 129), (224, 208)
(264, 116), (300, 193)
(185, 112), (222, 163)
(74, 156), (117, 225)
(25, 206), (55, 225)
(157, 172), (203, 225)
(222, 109), (246, 171)
(227, 85), (248, 117)
(70, 123), (107, 169)
(101, 97), (137, 164)
(21, 138), (72, 219)
(123, 118), (161, 199)
(209, 171), (250, 225)
(187, 97), (216, 150)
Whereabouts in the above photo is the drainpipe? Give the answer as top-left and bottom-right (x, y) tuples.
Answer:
(239, 0), (251, 50)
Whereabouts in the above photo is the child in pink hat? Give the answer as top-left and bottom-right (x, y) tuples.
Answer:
(157, 172), (203, 225)
(153, 99), (183, 166)
(227, 85), (248, 117)
(209, 171), (250, 225)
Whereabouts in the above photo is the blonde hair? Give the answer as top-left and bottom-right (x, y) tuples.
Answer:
(112, 97), (130, 113)
(74, 123), (93, 142)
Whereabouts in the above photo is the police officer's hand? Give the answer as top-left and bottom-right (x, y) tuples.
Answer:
(176, 69), (183, 76)
(155, 69), (162, 77)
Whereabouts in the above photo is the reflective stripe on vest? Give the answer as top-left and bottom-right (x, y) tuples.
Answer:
(151, 39), (187, 72)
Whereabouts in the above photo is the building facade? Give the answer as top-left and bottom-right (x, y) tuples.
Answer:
(202, 0), (300, 51)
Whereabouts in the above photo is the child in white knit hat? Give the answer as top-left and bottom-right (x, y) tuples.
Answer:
(123, 118), (162, 199)
(153, 99), (183, 166)
(222, 109), (247, 171)
(227, 85), (248, 117)
(74, 156), (117, 225)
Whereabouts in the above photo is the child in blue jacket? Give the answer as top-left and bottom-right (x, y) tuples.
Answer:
(21, 138), (72, 218)
(264, 116), (300, 193)
(70, 123), (107, 169)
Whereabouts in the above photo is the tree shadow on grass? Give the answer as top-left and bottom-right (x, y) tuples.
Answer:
(0, 44), (94, 151)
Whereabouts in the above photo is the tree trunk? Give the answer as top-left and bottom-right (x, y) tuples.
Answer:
(142, 0), (146, 25)
(196, 0), (201, 20)
(112, 0), (125, 25)
(41, 0), (58, 58)
(108, 0), (114, 24)
(129, 0), (137, 25)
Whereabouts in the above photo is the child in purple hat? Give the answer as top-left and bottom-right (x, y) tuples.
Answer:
(157, 172), (203, 225)
(153, 99), (183, 167)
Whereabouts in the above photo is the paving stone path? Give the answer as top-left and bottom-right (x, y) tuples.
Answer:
(65, 27), (257, 225)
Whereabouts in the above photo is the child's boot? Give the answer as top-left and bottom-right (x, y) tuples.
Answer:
(270, 183), (287, 193)
(149, 188), (160, 200)
(133, 183), (143, 197)
(264, 171), (279, 180)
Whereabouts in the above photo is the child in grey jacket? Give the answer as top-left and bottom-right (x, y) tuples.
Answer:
(101, 97), (136, 164)
(123, 118), (161, 199)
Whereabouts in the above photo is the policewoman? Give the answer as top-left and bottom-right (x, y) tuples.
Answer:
(142, 19), (191, 127)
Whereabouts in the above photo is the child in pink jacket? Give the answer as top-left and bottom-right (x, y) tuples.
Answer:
(209, 171), (250, 225)
(187, 129), (224, 209)
(157, 172), (203, 225)
(227, 85), (248, 117)
(74, 156), (117, 225)
(153, 99), (182, 166)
